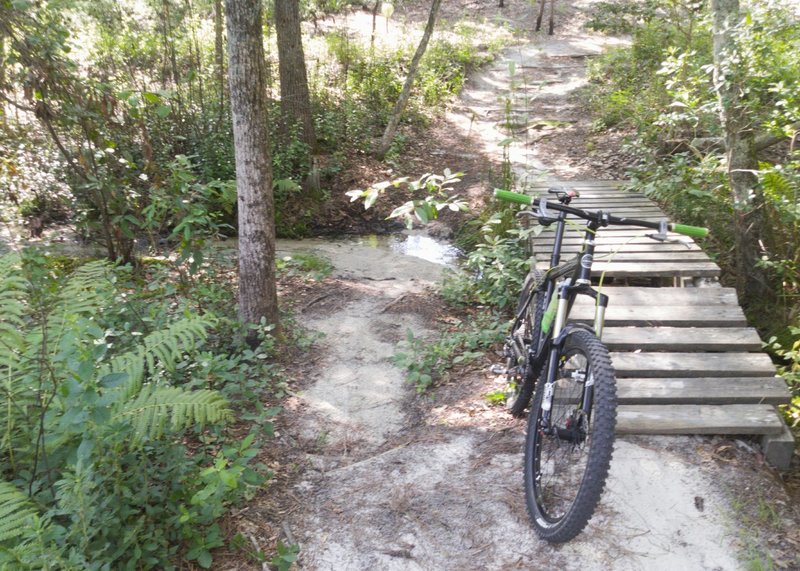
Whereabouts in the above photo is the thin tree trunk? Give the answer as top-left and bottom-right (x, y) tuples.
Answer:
(225, 0), (280, 339)
(0, 35), (6, 128)
(214, 0), (225, 125)
(711, 0), (771, 304)
(374, 0), (442, 160)
(275, 0), (316, 149)
(370, 0), (380, 52)
(535, 0), (546, 32)
(186, 0), (206, 121)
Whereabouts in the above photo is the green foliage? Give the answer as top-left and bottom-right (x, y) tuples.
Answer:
(590, 1), (800, 429)
(393, 316), (506, 392)
(586, 0), (710, 131)
(0, 252), (283, 569)
(271, 540), (300, 571)
(141, 155), (236, 270)
(766, 329), (800, 429)
(586, 0), (665, 35)
(316, 26), (494, 152)
(442, 211), (532, 310)
(347, 169), (469, 228)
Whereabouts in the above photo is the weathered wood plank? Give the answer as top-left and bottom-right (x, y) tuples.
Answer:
(560, 214), (667, 222)
(610, 352), (776, 377)
(582, 287), (739, 306)
(616, 404), (785, 435)
(601, 327), (762, 351)
(529, 181), (626, 189)
(572, 305), (746, 326)
(536, 229), (693, 239)
(535, 260), (720, 278)
(616, 377), (791, 405)
(591, 252), (712, 262)
(531, 243), (703, 253)
(559, 200), (656, 206)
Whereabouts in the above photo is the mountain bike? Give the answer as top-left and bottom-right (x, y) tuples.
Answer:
(494, 188), (708, 543)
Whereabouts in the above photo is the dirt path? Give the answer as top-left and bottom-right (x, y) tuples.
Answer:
(278, 236), (761, 570)
(266, 2), (798, 570)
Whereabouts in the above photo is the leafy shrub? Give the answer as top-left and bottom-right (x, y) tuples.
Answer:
(585, 1), (710, 132)
(442, 210), (531, 310)
(0, 252), (268, 569)
(393, 316), (506, 392)
(766, 328), (800, 429)
(317, 26), (494, 152)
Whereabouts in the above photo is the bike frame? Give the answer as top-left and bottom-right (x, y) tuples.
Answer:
(515, 197), (612, 433)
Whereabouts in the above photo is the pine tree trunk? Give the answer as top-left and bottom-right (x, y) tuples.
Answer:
(225, 0), (280, 338)
(711, 0), (771, 305)
(275, 0), (315, 149)
(374, 0), (442, 160)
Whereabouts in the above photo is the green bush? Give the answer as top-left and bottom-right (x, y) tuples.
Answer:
(0, 252), (271, 569)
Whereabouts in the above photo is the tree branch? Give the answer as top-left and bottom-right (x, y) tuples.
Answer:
(754, 121), (800, 153)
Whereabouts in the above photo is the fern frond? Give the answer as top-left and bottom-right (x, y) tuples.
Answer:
(112, 385), (232, 442)
(0, 481), (38, 543)
(0, 254), (27, 353)
(54, 260), (116, 317)
(97, 347), (146, 401)
(141, 316), (214, 373)
(98, 316), (215, 404)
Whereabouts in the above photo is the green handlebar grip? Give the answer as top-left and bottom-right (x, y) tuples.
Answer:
(494, 189), (533, 205)
(670, 223), (709, 238)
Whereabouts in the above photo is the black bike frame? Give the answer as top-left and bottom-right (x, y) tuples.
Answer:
(514, 195), (665, 431)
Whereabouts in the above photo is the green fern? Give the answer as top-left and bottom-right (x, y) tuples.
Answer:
(114, 385), (233, 442)
(98, 315), (216, 402)
(0, 481), (38, 543)
(0, 256), (239, 567)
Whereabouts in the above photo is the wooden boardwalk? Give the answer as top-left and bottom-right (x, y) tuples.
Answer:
(524, 181), (794, 468)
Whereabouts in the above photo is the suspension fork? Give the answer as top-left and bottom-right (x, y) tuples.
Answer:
(538, 283), (609, 435)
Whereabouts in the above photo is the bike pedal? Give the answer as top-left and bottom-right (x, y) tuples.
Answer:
(489, 363), (507, 374)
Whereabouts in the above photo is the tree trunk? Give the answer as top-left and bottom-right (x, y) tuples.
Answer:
(275, 0), (316, 150)
(711, 0), (771, 305)
(374, 0), (442, 160)
(225, 0), (280, 339)
(214, 0), (225, 125)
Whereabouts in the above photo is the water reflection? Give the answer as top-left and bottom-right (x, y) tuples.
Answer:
(386, 232), (460, 266)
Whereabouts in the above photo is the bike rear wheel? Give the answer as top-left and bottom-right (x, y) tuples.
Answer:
(523, 328), (616, 543)
(506, 270), (545, 417)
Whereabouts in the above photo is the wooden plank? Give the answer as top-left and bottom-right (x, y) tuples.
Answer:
(610, 352), (776, 377)
(572, 305), (746, 326)
(533, 234), (697, 244)
(535, 260), (720, 278)
(529, 181), (625, 189)
(591, 252), (712, 262)
(616, 404), (785, 435)
(531, 243), (703, 253)
(582, 287), (739, 306)
(616, 377), (791, 405)
(560, 214), (666, 222)
(560, 198), (655, 204)
(601, 327), (762, 351)
(536, 229), (692, 238)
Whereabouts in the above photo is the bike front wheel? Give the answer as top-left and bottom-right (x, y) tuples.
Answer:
(523, 327), (616, 543)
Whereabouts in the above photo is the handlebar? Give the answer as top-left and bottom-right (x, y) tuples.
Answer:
(493, 189), (709, 239)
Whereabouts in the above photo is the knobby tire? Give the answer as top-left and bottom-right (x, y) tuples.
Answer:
(523, 328), (616, 543)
